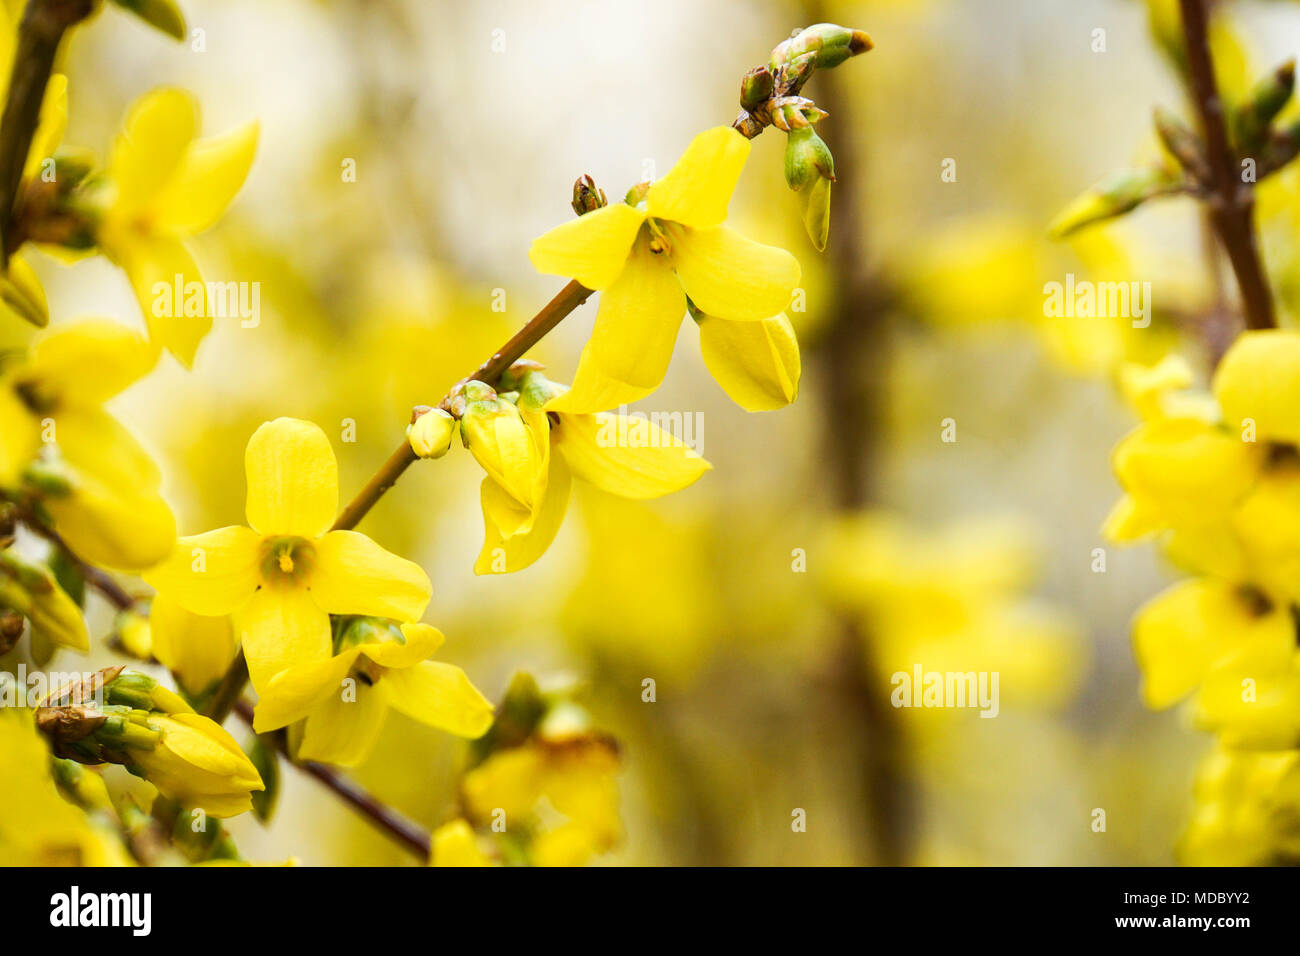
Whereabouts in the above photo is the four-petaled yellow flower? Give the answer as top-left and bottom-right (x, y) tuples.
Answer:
(145, 418), (432, 690)
(254, 618), (493, 766)
(0, 319), (175, 570)
(530, 126), (801, 413)
(96, 87), (259, 368)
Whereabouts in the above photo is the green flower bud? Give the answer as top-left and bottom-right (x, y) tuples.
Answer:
(740, 66), (775, 111)
(784, 126), (835, 191)
(1236, 59), (1296, 153)
(571, 174), (607, 216)
(1153, 107), (1209, 183)
(1048, 166), (1178, 239)
(772, 23), (873, 73)
(407, 406), (456, 459)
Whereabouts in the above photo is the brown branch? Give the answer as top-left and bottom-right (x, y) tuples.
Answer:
(233, 699), (432, 861)
(0, 0), (94, 266)
(1179, 0), (1276, 330)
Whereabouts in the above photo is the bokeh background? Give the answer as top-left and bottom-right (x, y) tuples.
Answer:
(16, 0), (1300, 864)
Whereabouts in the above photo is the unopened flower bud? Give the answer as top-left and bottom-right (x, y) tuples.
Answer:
(772, 23), (873, 73)
(1048, 166), (1177, 239)
(784, 126), (835, 191)
(1154, 107), (1209, 184)
(740, 66), (775, 111)
(571, 175), (607, 216)
(0, 550), (88, 652)
(1236, 59), (1296, 153)
(108, 0), (186, 40)
(460, 393), (548, 516)
(407, 407), (456, 459)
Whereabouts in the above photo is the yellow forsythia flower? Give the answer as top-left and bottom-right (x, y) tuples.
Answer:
(96, 88), (259, 367)
(462, 732), (622, 867)
(254, 619), (492, 766)
(473, 368), (710, 574)
(0, 319), (176, 570)
(457, 382), (549, 533)
(0, 710), (131, 866)
(530, 126), (800, 412)
(131, 713), (264, 818)
(145, 418), (432, 689)
(430, 819), (495, 867)
(1180, 745), (1300, 865)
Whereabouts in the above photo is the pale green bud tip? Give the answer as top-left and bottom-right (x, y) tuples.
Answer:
(408, 407), (456, 459)
(784, 127), (835, 191)
(773, 23), (874, 72)
(109, 0), (187, 41)
(1048, 167), (1173, 239)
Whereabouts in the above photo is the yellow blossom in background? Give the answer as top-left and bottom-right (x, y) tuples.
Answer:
(430, 819), (494, 867)
(0, 709), (131, 866)
(0, 319), (174, 570)
(145, 418), (431, 689)
(823, 513), (1087, 717)
(95, 87), (259, 367)
(473, 368), (710, 574)
(255, 619), (492, 766)
(1180, 745), (1300, 865)
(462, 732), (621, 867)
(530, 126), (800, 412)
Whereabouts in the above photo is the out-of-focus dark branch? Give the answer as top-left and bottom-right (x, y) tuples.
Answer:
(1178, 0), (1275, 330)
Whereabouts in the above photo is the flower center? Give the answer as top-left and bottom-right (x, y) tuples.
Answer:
(259, 536), (314, 587)
(645, 218), (673, 256)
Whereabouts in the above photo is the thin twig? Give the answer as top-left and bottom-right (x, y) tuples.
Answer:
(1178, 0), (1276, 330)
(233, 699), (432, 861)
(0, 0), (94, 265)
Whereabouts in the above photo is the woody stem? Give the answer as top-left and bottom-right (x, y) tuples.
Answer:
(1178, 0), (1276, 330)
(0, 0), (94, 266)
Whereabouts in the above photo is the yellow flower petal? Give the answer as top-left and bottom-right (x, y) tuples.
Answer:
(697, 311), (801, 411)
(554, 411), (710, 498)
(384, 660), (494, 738)
(144, 526), (261, 616)
(296, 686), (389, 767)
(431, 820), (494, 867)
(29, 319), (156, 406)
(253, 647), (361, 732)
(528, 201), (645, 290)
(244, 418), (338, 538)
(0, 387), (39, 487)
(1214, 329), (1300, 445)
(671, 225), (800, 321)
(117, 234), (210, 368)
(1133, 579), (1293, 710)
(24, 73), (66, 180)
(237, 585), (333, 689)
(310, 529), (432, 622)
(47, 407), (175, 571)
(474, 455), (572, 575)
(544, 245), (685, 414)
(152, 120), (259, 235)
(3, 252), (50, 328)
(108, 87), (197, 217)
(149, 595), (239, 697)
(645, 126), (750, 229)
